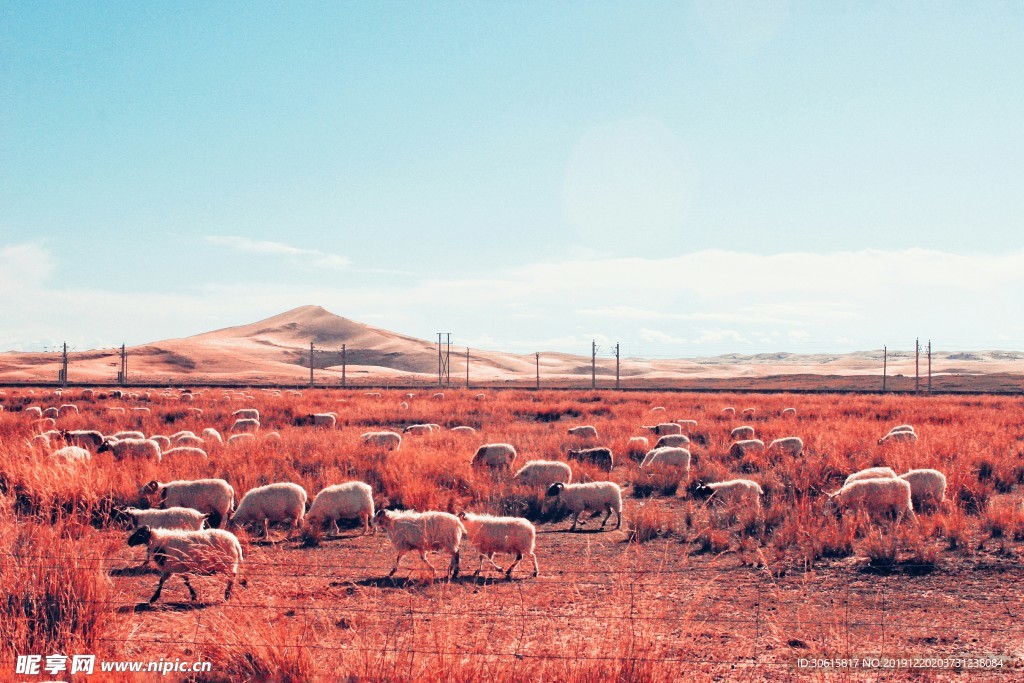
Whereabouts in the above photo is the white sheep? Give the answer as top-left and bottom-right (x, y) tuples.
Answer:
(162, 446), (208, 460)
(57, 403), (79, 416)
(170, 430), (196, 440)
(741, 408), (756, 418)
(149, 435), (172, 450)
(230, 482), (308, 538)
(232, 408), (260, 421)
(730, 425), (756, 441)
(844, 467), (897, 486)
(450, 426), (476, 434)
(889, 424), (916, 434)
(398, 401), (409, 409)
(640, 447), (691, 475)
(24, 406), (43, 418)
(141, 478), (235, 529)
(655, 434), (690, 449)
(826, 477), (916, 524)
(899, 469), (947, 510)
(227, 433), (256, 447)
(361, 431), (402, 451)
(295, 413), (337, 428)
(231, 418), (260, 434)
(878, 430), (917, 446)
(457, 511), (539, 579)
(432, 392), (445, 400)
(132, 407), (151, 415)
(544, 482), (622, 531)
(62, 429), (105, 450)
(98, 438), (162, 462)
(643, 423), (682, 436)
(305, 482), (375, 535)
(51, 446), (91, 463)
(721, 407), (736, 417)
(567, 447), (614, 471)
(472, 443), (517, 470)
(513, 460), (572, 488)
(403, 424), (434, 435)
(123, 506), (208, 567)
(651, 406), (666, 412)
(728, 439), (766, 458)
(767, 437), (804, 458)
(112, 431), (146, 440)
(201, 428), (223, 444)
(127, 526), (245, 604)
(782, 407), (797, 417)
(675, 419), (698, 430)
(568, 425), (598, 439)
(373, 509), (467, 578)
(474, 393), (486, 400)
(692, 479), (764, 513)
(626, 436), (650, 460)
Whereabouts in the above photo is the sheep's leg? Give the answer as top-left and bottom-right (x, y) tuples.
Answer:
(262, 518), (270, 538)
(182, 575), (198, 602)
(418, 549), (437, 577)
(329, 518), (340, 536)
(614, 507), (622, 530)
(505, 552), (523, 580)
(138, 548), (152, 569)
(570, 511), (581, 531)
(224, 577), (235, 600)
(388, 551), (406, 577)
(449, 550), (460, 578)
(485, 553), (504, 571)
(599, 506), (613, 529)
(474, 553), (487, 576)
(530, 552), (539, 577)
(361, 514), (370, 535)
(148, 573), (169, 604)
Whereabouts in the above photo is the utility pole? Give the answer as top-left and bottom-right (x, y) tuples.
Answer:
(535, 352), (540, 390)
(59, 342), (68, 388)
(915, 337), (920, 395)
(118, 343), (128, 386)
(591, 340), (597, 389)
(927, 340), (932, 394)
(309, 342), (315, 388)
(615, 343), (620, 390)
(437, 333), (451, 387)
(341, 344), (346, 387)
(882, 345), (887, 392)
(465, 347), (470, 389)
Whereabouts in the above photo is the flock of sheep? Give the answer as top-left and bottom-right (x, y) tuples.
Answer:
(5, 388), (948, 607)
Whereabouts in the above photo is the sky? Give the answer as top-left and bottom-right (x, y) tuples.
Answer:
(2, 1), (1023, 358)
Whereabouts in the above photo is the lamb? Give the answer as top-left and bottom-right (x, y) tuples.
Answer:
(373, 509), (467, 578)
(295, 413), (337, 428)
(361, 431), (402, 451)
(450, 426), (476, 434)
(513, 460), (572, 488)
(655, 434), (690, 449)
(826, 477), (916, 523)
(141, 479), (235, 529)
(201, 428), (223, 444)
(626, 436), (650, 460)
(456, 511), (539, 579)
(51, 446), (92, 463)
(567, 447), (614, 471)
(305, 482), (375, 535)
(691, 479), (764, 512)
(544, 482), (622, 531)
(878, 430), (917, 445)
(123, 506), (208, 567)
(232, 408), (260, 421)
(162, 446), (208, 460)
(229, 482), (308, 538)
(730, 425), (755, 441)
(640, 446), (691, 475)
(230, 418), (260, 434)
(899, 469), (947, 510)
(127, 526), (244, 604)
(844, 467), (897, 486)
(643, 423), (682, 436)
(767, 437), (804, 458)
(472, 443), (517, 470)
(567, 425), (598, 439)
(61, 429), (105, 450)
(728, 439), (766, 458)
(98, 438), (162, 462)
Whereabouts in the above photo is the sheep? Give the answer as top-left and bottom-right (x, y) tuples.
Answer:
(403, 424), (434, 435)
(174, 435), (205, 448)
(675, 419), (698, 430)
(512, 460), (572, 488)
(450, 426), (476, 434)
(691, 479), (764, 513)
(57, 403), (79, 417)
(31, 431), (60, 449)
(782, 407), (797, 417)
(889, 424), (916, 434)
(162, 446), (209, 460)
(132, 407), (151, 415)
(126, 526), (244, 604)
(472, 443), (517, 470)
(112, 430), (146, 440)
(230, 482), (308, 538)
(826, 477), (916, 524)
(457, 511), (539, 579)
(98, 438), (162, 462)
(567, 447), (614, 471)
(728, 439), (766, 458)
(373, 509), (467, 578)
(899, 469), (947, 510)
(123, 506), (208, 568)
(24, 406), (43, 418)
(655, 434), (690, 449)
(767, 437), (804, 458)
(305, 482), (375, 535)
(474, 393), (486, 400)
(640, 446), (691, 475)
(406, 393), (416, 399)
(264, 431), (282, 443)
(544, 482), (622, 531)
(294, 413), (337, 428)
(227, 433), (256, 447)
(432, 392), (445, 400)
(651, 406), (666, 412)
(232, 408), (260, 421)
(37, 417), (56, 428)
(741, 408), (756, 418)
(62, 429), (105, 450)
(361, 431), (402, 451)
(179, 393), (194, 403)
(567, 425), (598, 439)
(399, 402), (409, 409)
(365, 392), (382, 398)
(149, 435), (172, 450)
(643, 423), (682, 436)
(626, 436), (650, 461)
(730, 425), (755, 441)
(141, 479), (235, 529)
(844, 467), (897, 486)
(170, 430), (196, 440)
(51, 446), (92, 463)
(230, 418), (260, 434)
(878, 430), (917, 446)
(721, 407), (736, 417)
(201, 428), (223, 444)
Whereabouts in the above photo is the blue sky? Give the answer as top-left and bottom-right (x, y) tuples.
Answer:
(2, 2), (1022, 356)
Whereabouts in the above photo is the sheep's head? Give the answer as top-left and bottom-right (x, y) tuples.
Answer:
(126, 526), (152, 546)
(545, 483), (564, 498)
(97, 439), (115, 454)
(690, 482), (713, 500)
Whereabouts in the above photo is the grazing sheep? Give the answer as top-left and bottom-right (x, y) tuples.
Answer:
(62, 429), (105, 450)
(24, 406), (43, 418)
(878, 430), (917, 446)
(141, 479), (235, 529)
(295, 413), (337, 428)
(227, 433), (256, 447)
(651, 406), (666, 412)
(721, 407), (736, 417)
(567, 425), (598, 439)
(730, 425), (755, 441)
(741, 408), (756, 418)
(132, 407), (151, 415)
(398, 401), (409, 409)
(513, 460), (572, 488)
(472, 443), (517, 470)
(361, 431), (402, 451)
(457, 512), (539, 579)
(113, 431), (147, 440)
(162, 446), (208, 460)
(51, 446), (91, 463)
(230, 482), (308, 538)
(179, 393), (194, 403)
(691, 479), (764, 513)
(174, 434), (205, 448)
(450, 426), (476, 434)
(626, 436), (650, 460)
(57, 404), (79, 417)
(728, 439), (766, 458)
(675, 419), (698, 430)
(123, 506), (208, 567)
(782, 407), (797, 417)
(899, 469), (947, 510)
(474, 393), (486, 400)
(230, 418), (260, 434)
(264, 431), (282, 443)
(655, 434), (690, 449)
(232, 408), (260, 421)
(365, 392), (382, 398)
(767, 437), (804, 458)
(127, 526), (244, 604)
(640, 446), (691, 475)
(544, 482), (622, 531)
(98, 438), (162, 462)
(844, 467), (897, 486)
(170, 430), (196, 440)
(432, 392), (445, 400)
(826, 477), (916, 523)
(567, 447), (614, 471)
(643, 423), (682, 436)
(373, 509), (467, 578)
(31, 431), (61, 449)
(149, 435), (172, 450)
(305, 482), (375, 535)
(889, 424), (916, 434)
(201, 428), (223, 444)
(108, 408), (126, 415)
(403, 424), (434, 435)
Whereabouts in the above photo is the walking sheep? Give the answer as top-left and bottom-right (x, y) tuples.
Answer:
(544, 482), (622, 532)
(730, 426), (755, 441)
(767, 437), (804, 458)
(98, 438), (162, 462)
(826, 477), (916, 523)
(127, 526), (245, 604)
(513, 460), (572, 488)
(691, 479), (764, 514)
(361, 431), (402, 451)
(656, 434), (690, 449)
(567, 447), (613, 471)
(844, 467), (897, 486)
(456, 511), (539, 579)
(728, 439), (766, 458)
(123, 507), (208, 568)
(373, 509), (467, 579)
(141, 479), (235, 529)
(305, 482), (375, 535)
(568, 425), (598, 439)
(472, 443), (517, 470)
(230, 482), (308, 538)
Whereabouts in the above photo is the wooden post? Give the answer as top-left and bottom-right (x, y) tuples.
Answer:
(591, 340), (596, 389)
(341, 344), (346, 387)
(309, 342), (315, 388)
(915, 338), (920, 394)
(615, 343), (620, 390)
(882, 345), (887, 392)
(927, 340), (932, 394)
(535, 352), (540, 390)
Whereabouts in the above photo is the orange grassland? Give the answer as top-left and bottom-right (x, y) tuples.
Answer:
(1, 387), (1023, 682)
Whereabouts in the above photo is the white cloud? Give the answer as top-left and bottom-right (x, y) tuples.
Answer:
(0, 243), (55, 291)
(205, 235), (350, 269)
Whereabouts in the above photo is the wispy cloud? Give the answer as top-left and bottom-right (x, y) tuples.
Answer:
(205, 236), (350, 269)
